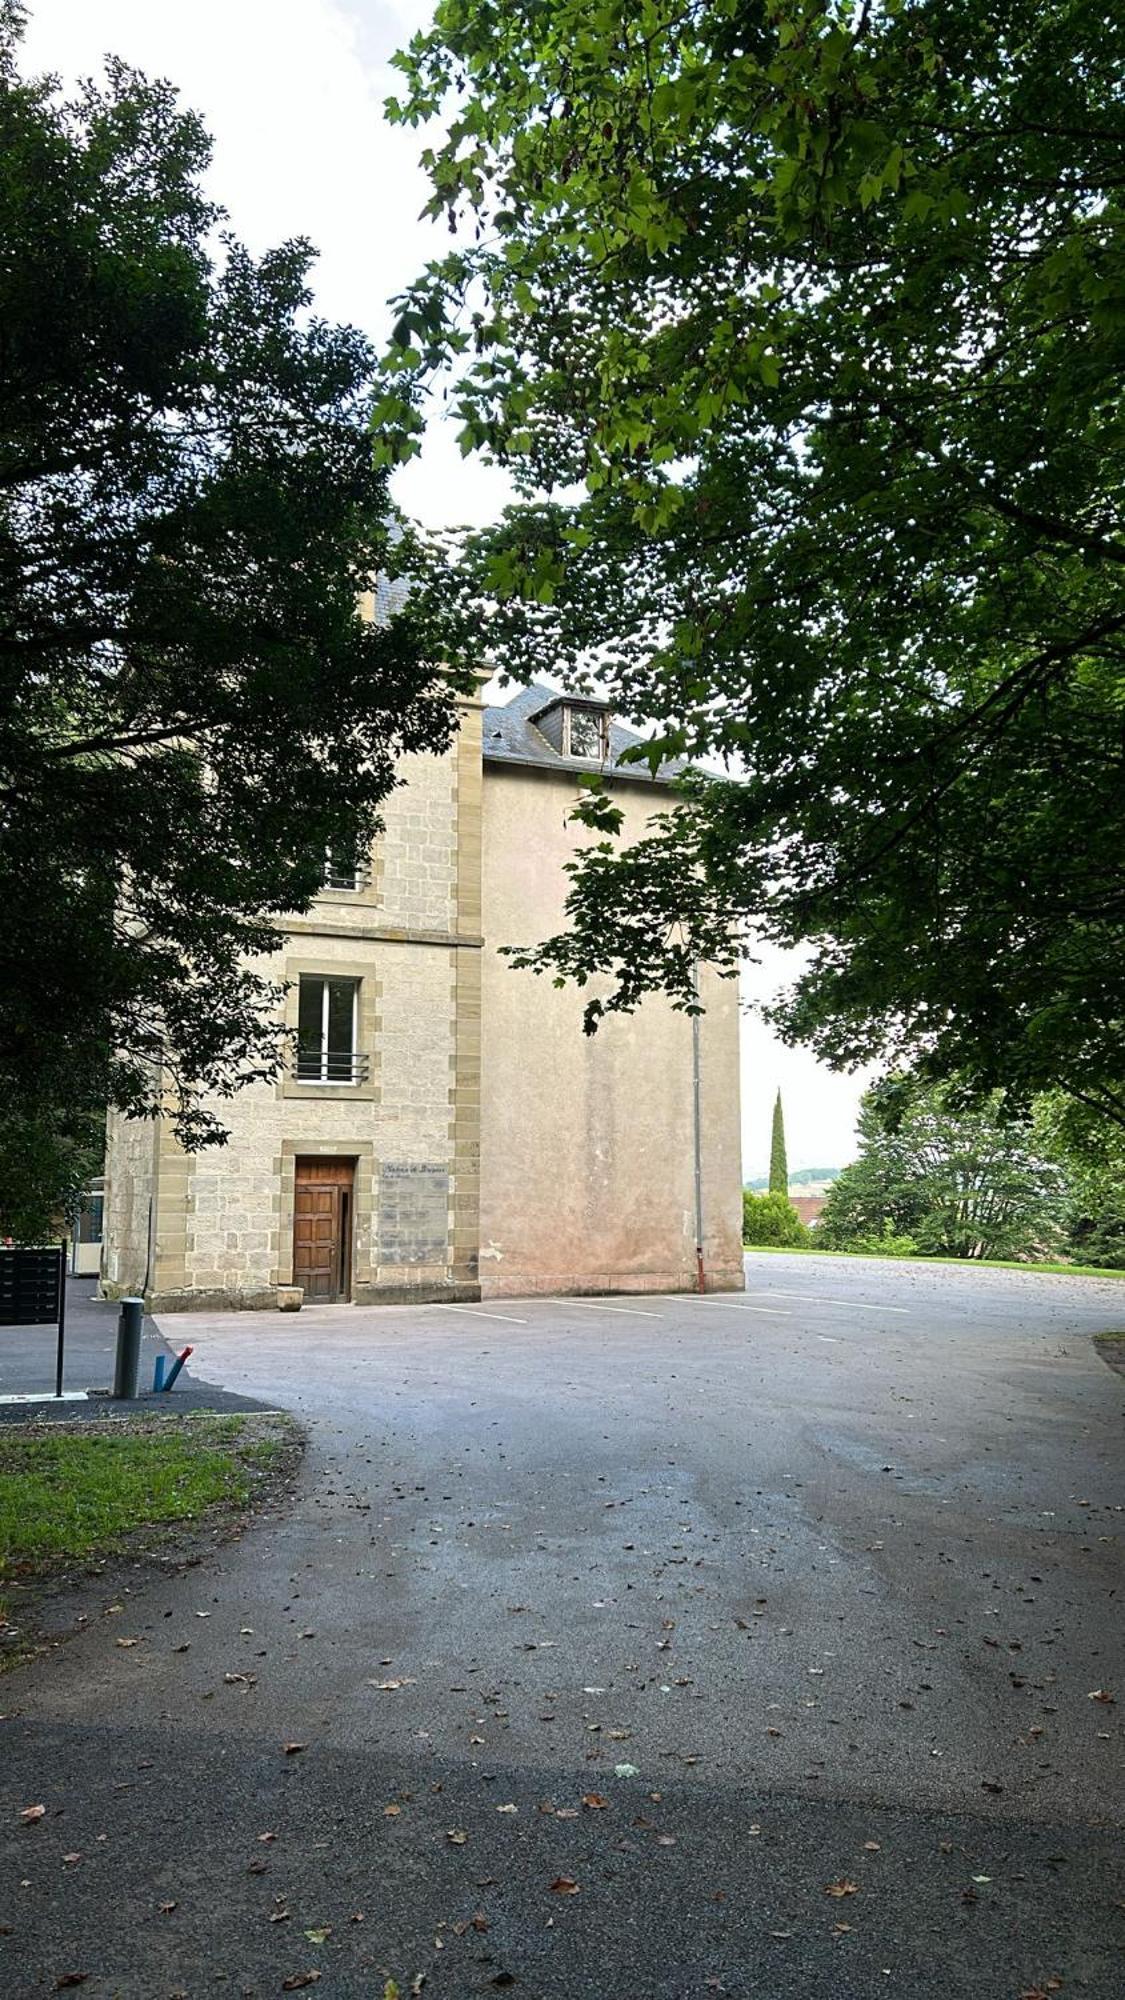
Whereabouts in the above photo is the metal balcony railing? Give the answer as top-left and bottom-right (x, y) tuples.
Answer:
(321, 857), (372, 893)
(294, 1048), (370, 1085)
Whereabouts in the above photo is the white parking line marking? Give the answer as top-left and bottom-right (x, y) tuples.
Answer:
(545, 1299), (663, 1318)
(672, 1299), (793, 1316)
(432, 1305), (529, 1325)
(743, 1290), (910, 1315)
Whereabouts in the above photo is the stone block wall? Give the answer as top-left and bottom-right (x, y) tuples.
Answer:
(109, 695), (485, 1310)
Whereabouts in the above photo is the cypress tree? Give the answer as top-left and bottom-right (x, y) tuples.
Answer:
(769, 1091), (789, 1197)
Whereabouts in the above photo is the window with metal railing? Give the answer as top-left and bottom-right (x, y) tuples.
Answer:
(295, 974), (368, 1083)
(321, 846), (370, 893)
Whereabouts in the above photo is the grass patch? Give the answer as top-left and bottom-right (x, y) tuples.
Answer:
(742, 1244), (1125, 1279)
(0, 1428), (247, 1571)
(0, 1412), (302, 1623)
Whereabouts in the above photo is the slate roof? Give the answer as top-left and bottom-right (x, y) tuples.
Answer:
(481, 683), (685, 785)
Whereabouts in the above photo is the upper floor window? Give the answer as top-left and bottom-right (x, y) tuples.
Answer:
(322, 845), (367, 893)
(296, 974), (368, 1083)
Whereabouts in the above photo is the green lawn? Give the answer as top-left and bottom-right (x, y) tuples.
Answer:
(0, 1413), (298, 1639)
(743, 1244), (1125, 1280)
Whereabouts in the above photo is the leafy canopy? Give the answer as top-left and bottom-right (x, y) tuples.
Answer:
(381, 0), (1125, 1127)
(0, 11), (471, 1233)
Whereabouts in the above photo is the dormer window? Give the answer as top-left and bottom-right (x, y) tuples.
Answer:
(566, 707), (608, 759)
(530, 696), (610, 761)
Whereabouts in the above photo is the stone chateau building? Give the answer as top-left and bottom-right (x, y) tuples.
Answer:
(101, 683), (743, 1309)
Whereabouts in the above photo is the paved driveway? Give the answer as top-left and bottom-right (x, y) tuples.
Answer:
(1, 1256), (1122, 1996)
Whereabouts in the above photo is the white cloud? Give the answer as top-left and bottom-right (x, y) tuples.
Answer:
(740, 949), (872, 1177)
(21, 0), (510, 526)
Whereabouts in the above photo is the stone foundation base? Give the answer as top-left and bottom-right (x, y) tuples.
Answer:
(149, 1280), (483, 1312)
(481, 1264), (746, 1299)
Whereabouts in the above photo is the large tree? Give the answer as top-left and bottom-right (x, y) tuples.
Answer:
(818, 1080), (1065, 1260)
(380, 0), (1125, 1128)
(0, 10), (469, 1232)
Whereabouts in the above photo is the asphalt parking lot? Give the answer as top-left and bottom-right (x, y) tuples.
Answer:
(1, 1254), (1122, 1996)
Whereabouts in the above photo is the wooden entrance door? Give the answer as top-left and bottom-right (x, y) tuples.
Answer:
(293, 1158), (355, 1303)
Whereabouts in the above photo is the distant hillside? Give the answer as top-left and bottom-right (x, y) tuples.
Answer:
(744, 1166), (842, 1192)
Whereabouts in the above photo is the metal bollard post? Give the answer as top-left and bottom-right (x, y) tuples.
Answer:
(113, 1297), (145, 1399)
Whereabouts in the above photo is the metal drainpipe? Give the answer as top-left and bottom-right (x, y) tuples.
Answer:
(691, 961), (706, 1292)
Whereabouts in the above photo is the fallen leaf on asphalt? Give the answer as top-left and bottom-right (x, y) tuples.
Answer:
(1087, 1688), (1115, 1704)
(471, 1912), (490, 1932)
(554, 1808), (578, 1819)
(549, 1876), (580, 1894)
(283, 1742), (307, 1755)
(614, 1763), (638, 1778)
(159, 1901), (177, 1914)
(259, 1832), (277, 1843)
(581, 1794), (609, 1810)
(832, 1923), (853, 1935)
(656, 1834), (677, 1847)
(383, 1804), (402, 1817)
(304, 1927), (331, 1944)
(115, 1638), (139, 1648)
(281, 1976), (321, 1991)
(368, 1678), (415, 1691)
(269, 1910), (291, 1923)
(825, 1879), (859, 1898)
(496, 1803), (518, 1814)
(62, 1853), (81, 1865)
(53, 1978), (88, 1991)
(446, 1829), (468, 1845)
(19, 1805), (46, 1823)
(863, 1841), (881, 1852)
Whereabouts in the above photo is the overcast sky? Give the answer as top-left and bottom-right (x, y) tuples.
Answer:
(22, 0), (872, 1175)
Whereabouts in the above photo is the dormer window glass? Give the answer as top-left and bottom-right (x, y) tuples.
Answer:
(566, 707), (608, 760)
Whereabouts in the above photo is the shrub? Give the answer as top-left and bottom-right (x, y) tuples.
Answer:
(742, 1190), (808, 1247)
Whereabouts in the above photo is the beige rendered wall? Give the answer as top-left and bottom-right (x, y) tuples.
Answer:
(479, 765), (743, 1296)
